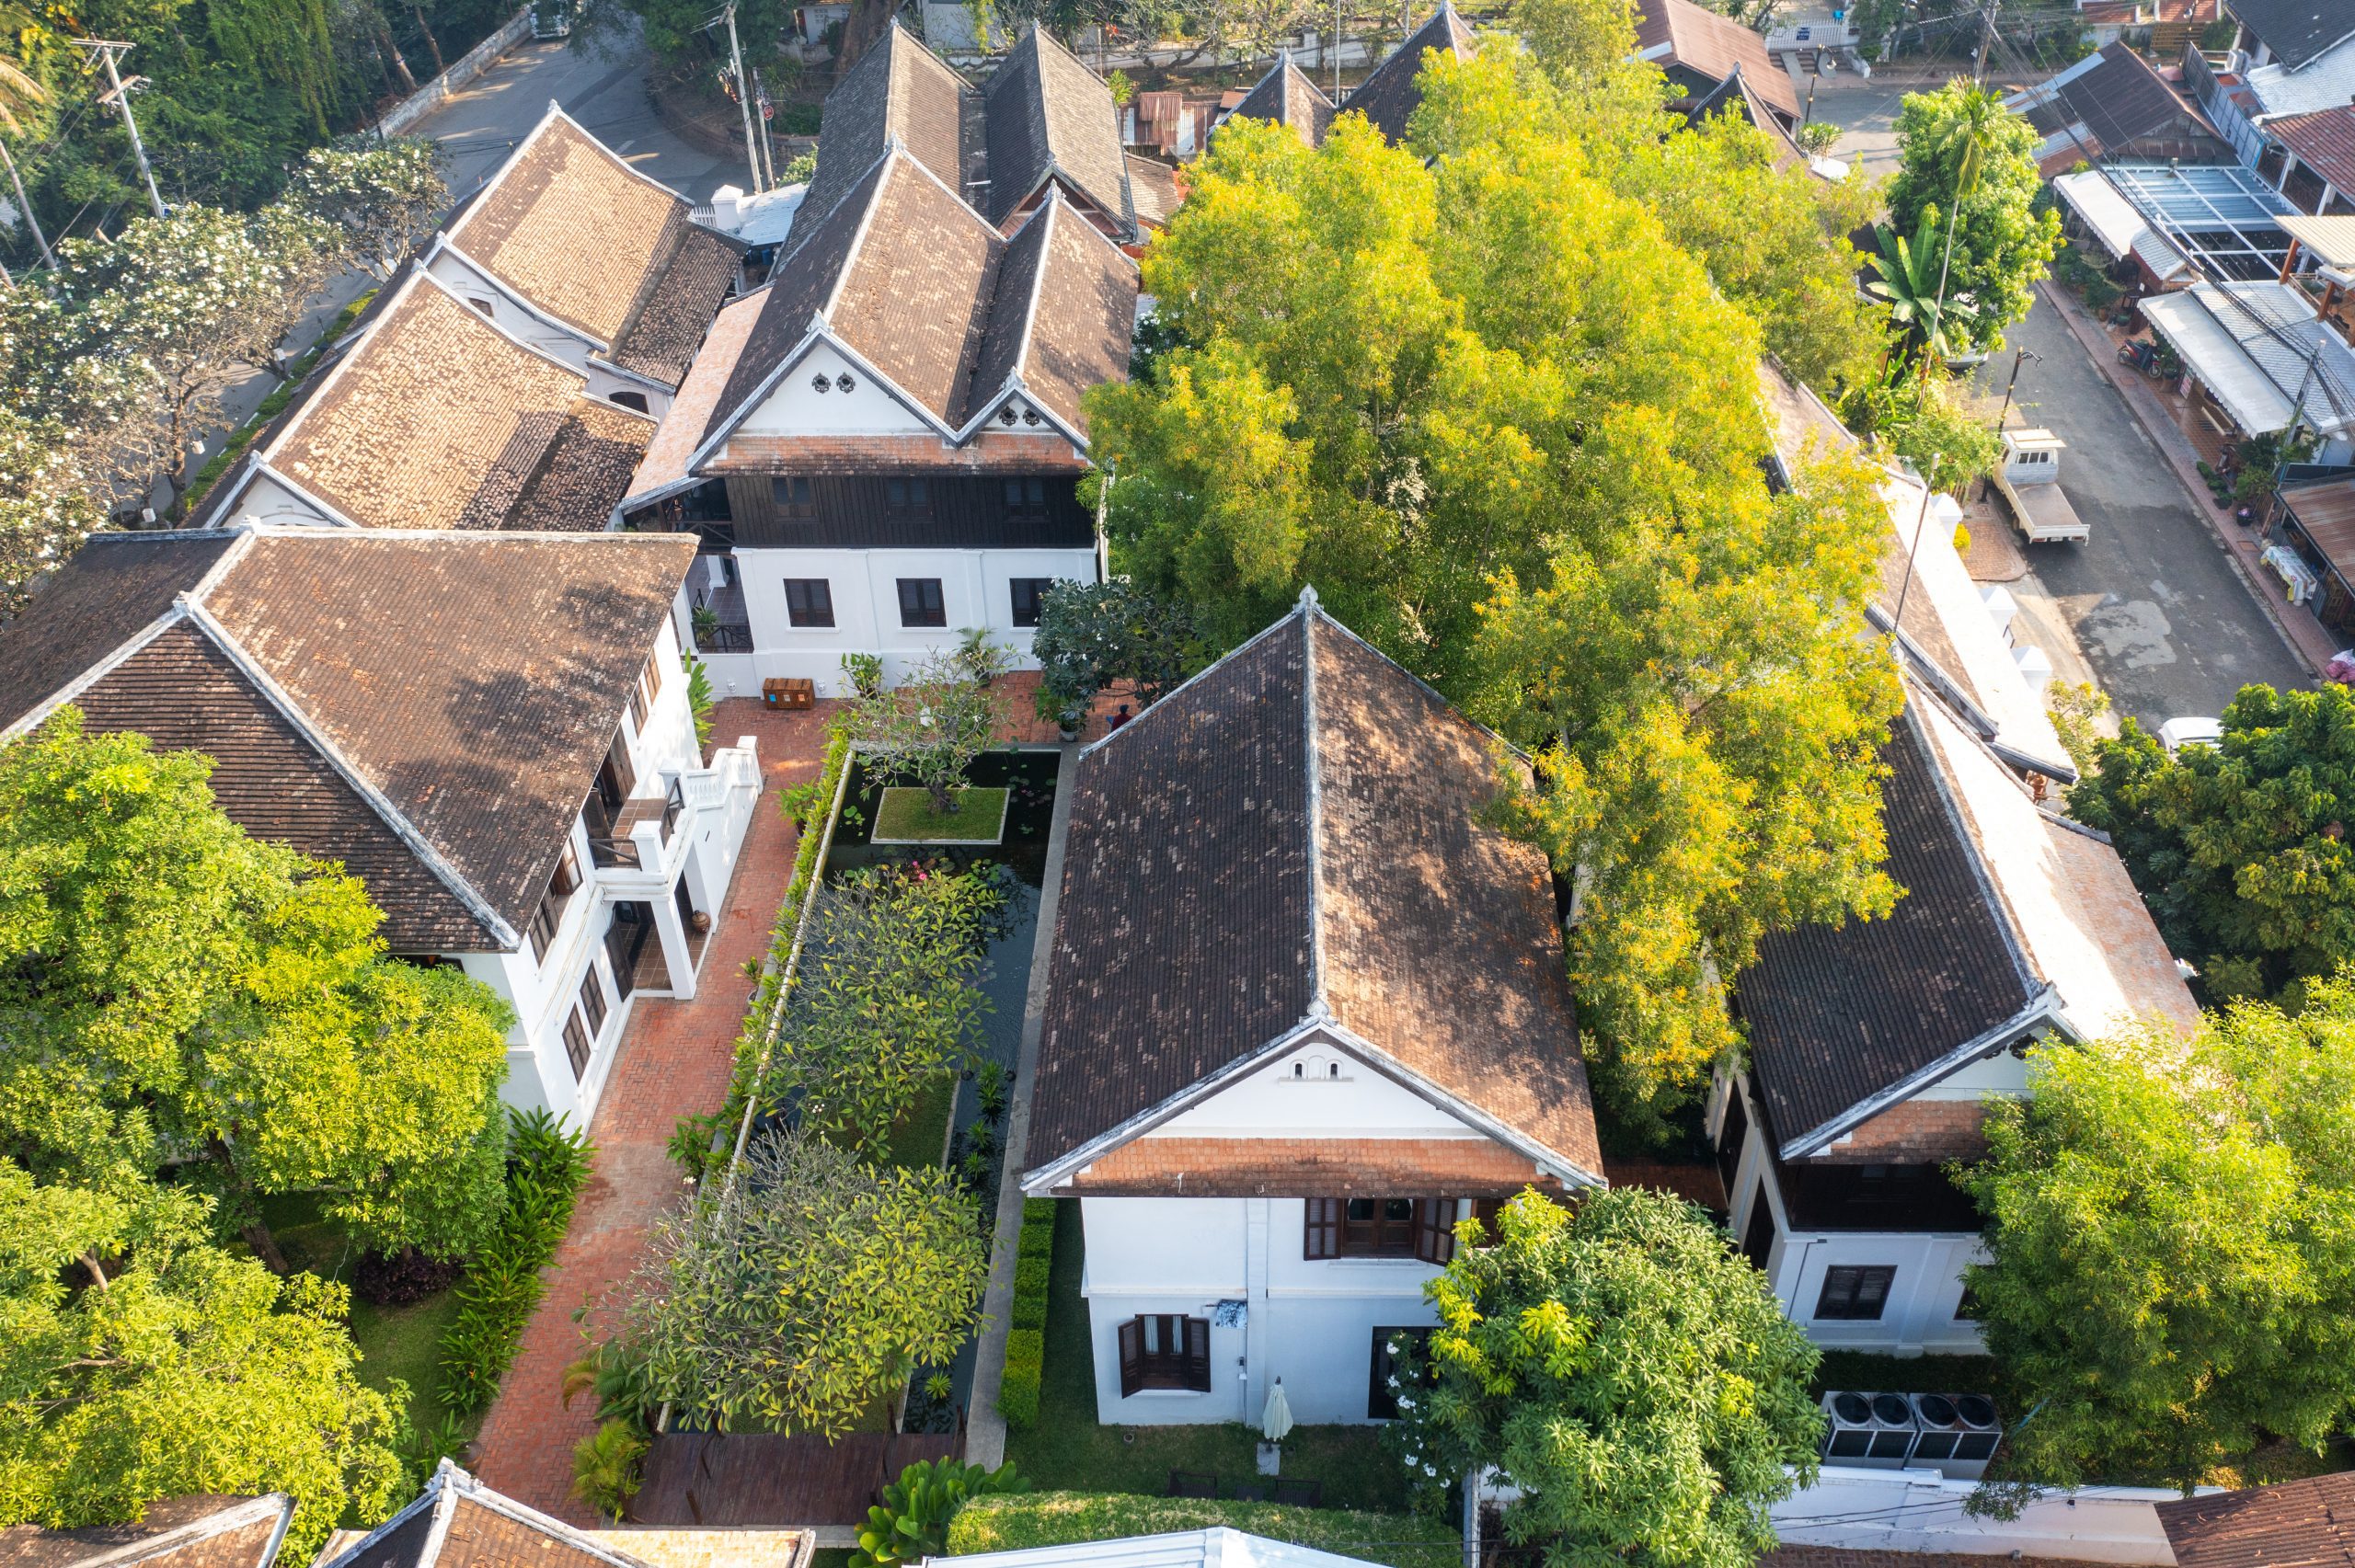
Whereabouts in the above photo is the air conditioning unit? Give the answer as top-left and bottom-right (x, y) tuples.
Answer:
(1909, 1393), (1966, 1464)
(1820, 1391), (1918, 1469)
(1947, 1393), (2001, 1481)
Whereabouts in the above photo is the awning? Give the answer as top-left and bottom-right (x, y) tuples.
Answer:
(2054, 169), (2149, 261)
(2282, 479), (2355, 584)
(2140, 290), (2298, 436)
(2282, 214), (2355, 271)
(2131, 226), (2191, 284)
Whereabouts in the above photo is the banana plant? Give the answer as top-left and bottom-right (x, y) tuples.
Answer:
(1867, 217), (1979, 369)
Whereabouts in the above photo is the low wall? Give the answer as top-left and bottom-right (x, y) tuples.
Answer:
(374, 7), (533, 136)
(1770, 1465), (2195, 1564)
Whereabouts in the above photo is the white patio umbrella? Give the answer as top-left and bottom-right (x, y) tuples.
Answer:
(1261, 1379), (1294, 1445)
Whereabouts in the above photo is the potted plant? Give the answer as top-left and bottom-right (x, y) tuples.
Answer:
(955, 625), (1010, 687)
(690, 604), (719, 649)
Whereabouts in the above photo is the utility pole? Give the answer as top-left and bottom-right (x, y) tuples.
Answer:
(752, 66), (778, 190)
(0, 139), (56, 270)
(1332, 0), (1343, 102)
(1970, 0), (1997, 84)
(1993, 347), (2039, 431)
(719, 3), (763, 193)
(76, 39), (165, 219)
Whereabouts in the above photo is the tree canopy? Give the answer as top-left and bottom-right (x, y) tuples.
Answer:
(1087, 49), (1900, 1129)
(1959, 988), (2355, 1493)
(1387, 1188), (1823, 1567)
(0, 711), (514, 1264)
(2067, 683), (2355, 1005)
(1885, 81), (2060, 355)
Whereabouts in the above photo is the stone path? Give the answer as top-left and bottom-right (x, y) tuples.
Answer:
(470, 696), (838, 1519)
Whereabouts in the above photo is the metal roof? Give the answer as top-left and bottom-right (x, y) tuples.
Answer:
(2103, 160), (2297, 279)
(2140, 280), (2355, 437)
(2281, 212), (2355, 269)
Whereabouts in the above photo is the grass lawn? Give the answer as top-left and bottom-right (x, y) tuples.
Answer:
(1005, 1199), (1409, 1514)
(871, 785), (1009, 843)
(885, 1070), (958, 1171)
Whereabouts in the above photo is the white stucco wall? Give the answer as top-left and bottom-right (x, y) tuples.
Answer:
(424, 247), (673, 415)
(734, 340), (937, 436)
(1151, 1036), (1484, 1139)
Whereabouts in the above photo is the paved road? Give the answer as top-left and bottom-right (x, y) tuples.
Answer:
(1969, 294), (2310, 729)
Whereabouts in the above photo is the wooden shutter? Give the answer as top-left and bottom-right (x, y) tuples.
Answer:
(1304, 1198), (1339, 1258)
(1414, 1198), (1457, 1265)
(1470, 1196), (1504, 1242)
(1184, 1316), (1212, 1391)
(1118, 1318), (1144, 1397)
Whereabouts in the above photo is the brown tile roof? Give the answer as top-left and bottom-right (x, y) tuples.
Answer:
(606, 221), (747, 388)
(1635, 0), (1801, 121)
(507, 399), (661, 532)
(0, 1497), (290, 1568)
(799, 22), (982, 228)
(1343, 3), (1477, 144)
(1124, 153), (1182, 228)
(323, 1467), (810, 1568)
(1225, 52), (1336, 147)
(258, 273), (649, 532)
(0, 530), (235, 737)
(985, 195), (1139, 436)
(2270, 107), (2355, 199)
(1026, 598), (1603, 1184)
(2156, 1470), (2355, 1568)
(444, 110), (702, 349)
(1054, 1136), (1566, 1196)
(702, 431), (1088, 475)
(628, 288), (766, 500)
(825, 155), (1005, 422)
(982, 26), (1135, 237)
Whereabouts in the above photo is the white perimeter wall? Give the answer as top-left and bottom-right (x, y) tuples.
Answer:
(1770, 1467), (2190, 1564)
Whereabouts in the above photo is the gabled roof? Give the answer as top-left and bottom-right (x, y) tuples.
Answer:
(0, 1496), (291, 1568)
(208, 268), (655, 532)
(1634, 0), (1801, 121)
(442, 107), (743, 383)
(2006, 41), (2223, 171)
(0, 527), (695, 953)
(2268, 105), (2355, 197)
(2155, 1469), (2355, 1568)
(1024, 593), (1603, 1187)
(695, 152), (1136, 455)
(322, 1465), (810, 1568)
(1342, 2), (1477, 143)
(799, 21), (983, 223)
(1223, 52), (1336, 148)
(982, 25), (1135, 237)
(2227, 0), (2355, 72)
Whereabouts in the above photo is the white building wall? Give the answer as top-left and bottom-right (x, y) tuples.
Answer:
(223, 471), (338, 527)
(1152, 1036), (1485, 1139)
(423, 248), (673, 415)
(734, 340), (938, 436)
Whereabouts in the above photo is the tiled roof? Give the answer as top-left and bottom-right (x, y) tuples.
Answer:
(255, 271), (652, 531)
(0, 530), (234, 737)
(0, 528), (695, 952)
(2225, 0), (2355, 71)
(606, 220), (747, 387)
(987, 195), (1140, 435)
(1125, 153), (1182, 227)
(1027, 597), (1603, 1183)
(1224, 52), (1336, 147)
(1635, 0), (1802, 120)
(444, 109), (721, 353)
(628, 288), (766, 500)
(323, 1464), (811, 1568)
(1061, 1136), (1566, 1196)
(2269, 106), (2355, 196)
(1343, 2), (1477, 143)
(0, 1497), (290, 1568)
(1739, 700), (2043, 1154)
(982, 26), (1135, 236)
(699, 431), (1090, 474)
(507, 398), (662, 531)
(799, 22), (982, 225)
(2155, 1469), (2355, 1568)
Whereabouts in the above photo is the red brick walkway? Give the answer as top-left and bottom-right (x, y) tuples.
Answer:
(471, 696), (838, 1519)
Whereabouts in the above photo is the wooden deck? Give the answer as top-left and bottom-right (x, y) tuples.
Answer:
(631, 1431), (960, 1527)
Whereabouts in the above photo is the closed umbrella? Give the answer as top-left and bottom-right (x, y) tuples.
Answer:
(1261, 1379), (1294, 1445)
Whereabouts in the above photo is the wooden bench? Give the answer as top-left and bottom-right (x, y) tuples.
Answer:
(762, 677), (815, 710)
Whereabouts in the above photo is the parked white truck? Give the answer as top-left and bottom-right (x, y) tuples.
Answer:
(1992, 429), (2088, 544)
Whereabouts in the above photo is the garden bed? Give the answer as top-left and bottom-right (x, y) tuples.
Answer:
(871, 784), (1009, 844)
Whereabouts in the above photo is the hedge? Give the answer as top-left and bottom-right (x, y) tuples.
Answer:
(438, 1107), (594, 1414)
(999, 1328), (1043, 1429)
(1012, 1256), (1050, 1327)
(945, 1494), (1460, 1567)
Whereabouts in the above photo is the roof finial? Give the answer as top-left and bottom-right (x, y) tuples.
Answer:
(1297, 582), (1319, 608)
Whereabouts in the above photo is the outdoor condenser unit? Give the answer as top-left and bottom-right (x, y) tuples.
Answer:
(1947, 1394), (2001, 1481)
(1819, 1391), (1918, 1469)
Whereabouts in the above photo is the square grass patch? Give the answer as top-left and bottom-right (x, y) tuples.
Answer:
(871, 785), (1008, 844)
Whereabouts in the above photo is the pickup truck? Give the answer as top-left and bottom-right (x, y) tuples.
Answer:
(1991, 429), (2089, 544)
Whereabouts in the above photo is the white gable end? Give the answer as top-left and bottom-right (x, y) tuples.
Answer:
(732, 338), (937, 438)
(1151, 1034), (1485, 1139)
(227, 471), (339, 528)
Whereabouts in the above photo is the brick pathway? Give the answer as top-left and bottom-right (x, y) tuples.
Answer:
(471, 696), (839, 1519)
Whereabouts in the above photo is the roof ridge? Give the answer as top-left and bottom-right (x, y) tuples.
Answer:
(1005, 189), (1059, 402)
(1076, 596), (1312, 759)
(1902, 696), (2045, 999)
(1301, 589), (1330, 1021)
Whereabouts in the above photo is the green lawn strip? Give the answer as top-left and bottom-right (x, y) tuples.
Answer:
(1005, 1200), (1408, 1513)
(870, 786), (1008, 843)
(948, 1494), (1459, 1568)
(879, 1070), (957, 1171)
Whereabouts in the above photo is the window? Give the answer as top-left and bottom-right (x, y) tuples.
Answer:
(785, 578), (835, 628)
(468, 296), (495, 315)
(609, 390), (649, 413)
(1009, 577), (1053, 628)
(885, 477), (931, 518)
(1815, 1265), (1897, 1321)
(898, 577), (947, 628)
(562, 1008), (593, 1082)
(638, 653), (662, 714)
(1741, 1183), (1775, 1271)
(1003, 476), (1049, 515)
(628, 657), (652, 730)
(579, 967), (608, 1036)
(528, 841), (582, 961)
(1304, 1197), (1456, 1263)
(1367, 1327), (1433, 1420)
(1117, 1313), (1210, 1395)
(771, 475), (815, 519)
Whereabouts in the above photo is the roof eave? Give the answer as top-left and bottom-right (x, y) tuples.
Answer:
(1775, 983), (2062, 1160)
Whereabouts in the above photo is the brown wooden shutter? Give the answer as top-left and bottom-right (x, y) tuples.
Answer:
(1414, 1199), (1457, 1265)
(1304, 1197), (1339, 1258)
(1471, 1196), (1503, 1242)
(1119, 1318), (1144, 1398)
(1184, 1316), (1212, 1391)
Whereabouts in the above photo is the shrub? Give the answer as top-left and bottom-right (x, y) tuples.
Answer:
(998, 1329), (1044, 1430)
(1013, 1256), (1050, 1318)
(570, 1418), (648, 1523)
(946, 1494), (1461, 1567)
(438, 1108), (593, 1414)
(1952, 521), (1971, 556)
(353, 1246), (463, 1306)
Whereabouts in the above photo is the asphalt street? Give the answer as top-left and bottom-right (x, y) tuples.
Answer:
(1970, 294), (2311, 729)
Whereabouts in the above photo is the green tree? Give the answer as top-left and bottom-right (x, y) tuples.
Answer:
(1886, 81), (2060, 354)
(1958, 990), (2355, 1493)
(1028, 577), (1196, 721)
(1388, 1188), (1823, 1567)
(1091, 64), (1901, 1127)
(612, 1127), (989, 1436)
(0, 406), (103, 612)
(283, 135), (449, 280)
(0, 712), (514, 1265)
(0, 1162), (408, 1556)
(847, 649), (1005, 816)
(1865, 216), (1979, 366)
(2067, 684), (2355, 1004)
